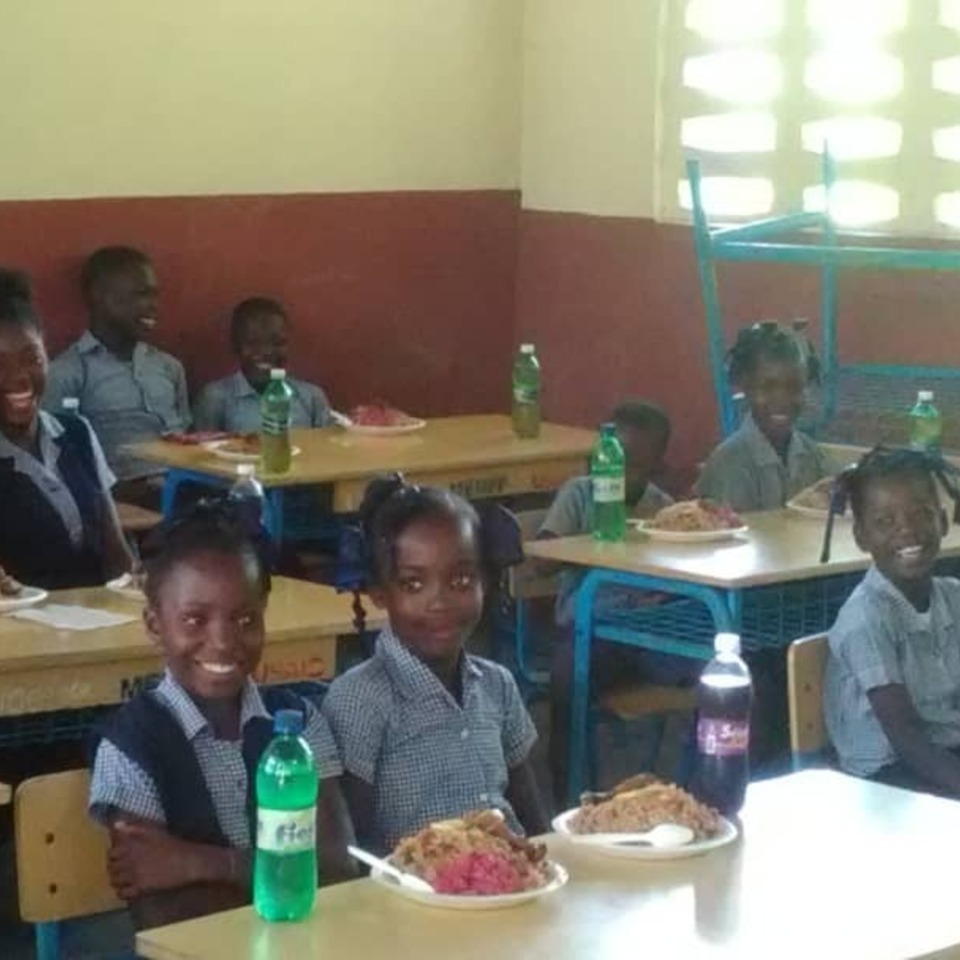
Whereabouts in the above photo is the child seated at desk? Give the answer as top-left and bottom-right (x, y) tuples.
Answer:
(698, 322), (827, 511)
(0, 267), (132, 589)
(537, 401), (697, 803)
(825, 447), (960, 798)
(88, 506), (354, 930)
(323, 475), (548, 854)
(193, 297), (333, 432)
(44, 246), (191, 507)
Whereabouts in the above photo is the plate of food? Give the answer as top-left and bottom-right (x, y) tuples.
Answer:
(105, 572), (146, 601)
(371, 809), (567, 910)
(0, 572), (48, 613)
(552, 774), (737, 861)
(342, 402), (426, 437)
(632, 500), (747, 543)
(203, 435), (301, 462)
(787, 477), (842, 521)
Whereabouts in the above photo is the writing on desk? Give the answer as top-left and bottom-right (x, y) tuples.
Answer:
(450, 476), (507, 499)
(254, 657), (328, 684)
(120, 673), (163, 701)
(0, 679), (94, 715)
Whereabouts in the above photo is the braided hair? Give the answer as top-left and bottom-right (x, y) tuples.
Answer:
(0, 268), (40, 332)
(142, 500), (272, 604)
(349, 473), (523, 633)
(820, 446), (960, 562)
(727, 321), (805, 390)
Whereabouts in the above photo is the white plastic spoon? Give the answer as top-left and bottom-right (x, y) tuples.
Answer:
(570, 823), (695, 848)
(348, 845), (435, 893)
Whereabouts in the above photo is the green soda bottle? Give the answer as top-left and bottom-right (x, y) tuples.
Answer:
(591, 423), (626, 542)
(511, 343), (541, 439)
(254, 710), (318, 922)
(261, 368), (294, 473)
(910, 390), (942, 453)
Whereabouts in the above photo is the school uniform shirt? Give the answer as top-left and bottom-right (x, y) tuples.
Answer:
(0, 411), (115, 588)
(696, 413), (827, 512)
(44, 330), (191, 481)
(824, 567), (960, 777)
(539, 476), (674, 626)
(89, 673), (342, 847)
(322, 626), (538, 855)
(192, 371), (332, 433)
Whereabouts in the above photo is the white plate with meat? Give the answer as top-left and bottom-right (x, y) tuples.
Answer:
(342, 403), (426, 436)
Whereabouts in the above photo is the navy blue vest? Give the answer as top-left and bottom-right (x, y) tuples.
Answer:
(0, 414), (107, 589)
(93, 686), (304, 847)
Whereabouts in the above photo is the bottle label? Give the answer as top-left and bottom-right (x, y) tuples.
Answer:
(261, 412), (291, 437)
(697, 718), (749, 757)
(593, 476), (625, 503)
(257, 806), (316, 854)
(513, 385), (539, 405)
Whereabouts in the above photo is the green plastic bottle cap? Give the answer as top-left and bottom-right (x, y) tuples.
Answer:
(918, 390), (934, 402)
(520, 344), (535, 354)
(270, 368), (287, 380)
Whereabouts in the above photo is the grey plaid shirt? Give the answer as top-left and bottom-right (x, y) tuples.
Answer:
(89, 673), (342, 847)
(323, 626), (537, 854)
(825, 567), (960, 777)
(697, 413), (827, 512)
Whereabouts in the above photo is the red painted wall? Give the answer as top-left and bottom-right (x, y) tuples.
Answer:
(515, 210), (960, 477)
(0, 190), (520, 419)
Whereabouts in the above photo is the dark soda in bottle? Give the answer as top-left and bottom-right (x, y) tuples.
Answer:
(690, 633), (753, 816)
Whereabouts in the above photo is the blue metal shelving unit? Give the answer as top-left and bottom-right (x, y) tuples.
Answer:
(689, 154), (960, 444)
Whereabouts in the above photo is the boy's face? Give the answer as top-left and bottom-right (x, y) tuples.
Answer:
(744, 356), (806, 447)
(91, 263), (159, 342)
(617, 423), (666, 500)
(370, 513), (484, 666)
(145, 549), (266, 701)
(0, 324), (47, 435)
(237, 312), (289, 392)
(854, 475), (946, 590)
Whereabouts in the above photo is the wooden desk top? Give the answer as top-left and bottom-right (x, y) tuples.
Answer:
(0, 578), (380, 675)
(129, 415), (594, 489)
(525, 509), (960, 589)
(136, 770), (960, 960)
(0, 783), (9, 805)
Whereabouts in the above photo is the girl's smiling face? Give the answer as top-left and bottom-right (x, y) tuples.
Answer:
(144, 549), (267, 701)
(0, 322), (47, 437)
(371, 512), (484, 666)
(743, 355), (806, 447)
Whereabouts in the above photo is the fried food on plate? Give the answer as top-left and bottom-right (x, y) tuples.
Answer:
(572, 775), (722, 840)
(648, 499), (743, 533)
(392, 809), (549, 895)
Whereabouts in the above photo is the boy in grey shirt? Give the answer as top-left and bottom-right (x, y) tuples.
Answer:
(45, 247), (190, 505)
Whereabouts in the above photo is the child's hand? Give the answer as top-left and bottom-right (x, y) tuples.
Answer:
(108, 820), (211, 898)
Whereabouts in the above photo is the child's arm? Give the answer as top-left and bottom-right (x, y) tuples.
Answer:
(869, 684), (960, 796)
(506, 759), (550, 836)
(317, 777), (358, 883)
(107, 815), (249, 931)
(338, 772), (377, 851)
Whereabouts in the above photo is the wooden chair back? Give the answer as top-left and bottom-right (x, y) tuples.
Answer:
(15, 769), (122, 923)
(787, 633), (830, 766)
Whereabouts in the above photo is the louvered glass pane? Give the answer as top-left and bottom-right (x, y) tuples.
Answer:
(933, 126), (960, 160)
(804, 181), (900, 226)
(807, 0), (907, 38)
(679, 177), (774, 216)
(683, 52), (782, 105)
(933, 57), (960, 94)
(805, 50), (903, 104)
(686, 0), (783, 42)
(802, 118), (902, 159)
(935, 191), (960, 226)
(682, 112), (776, 153)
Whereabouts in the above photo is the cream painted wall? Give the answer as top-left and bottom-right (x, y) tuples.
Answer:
(520, 0), (661, 218)
(0, 0), (522, 201)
